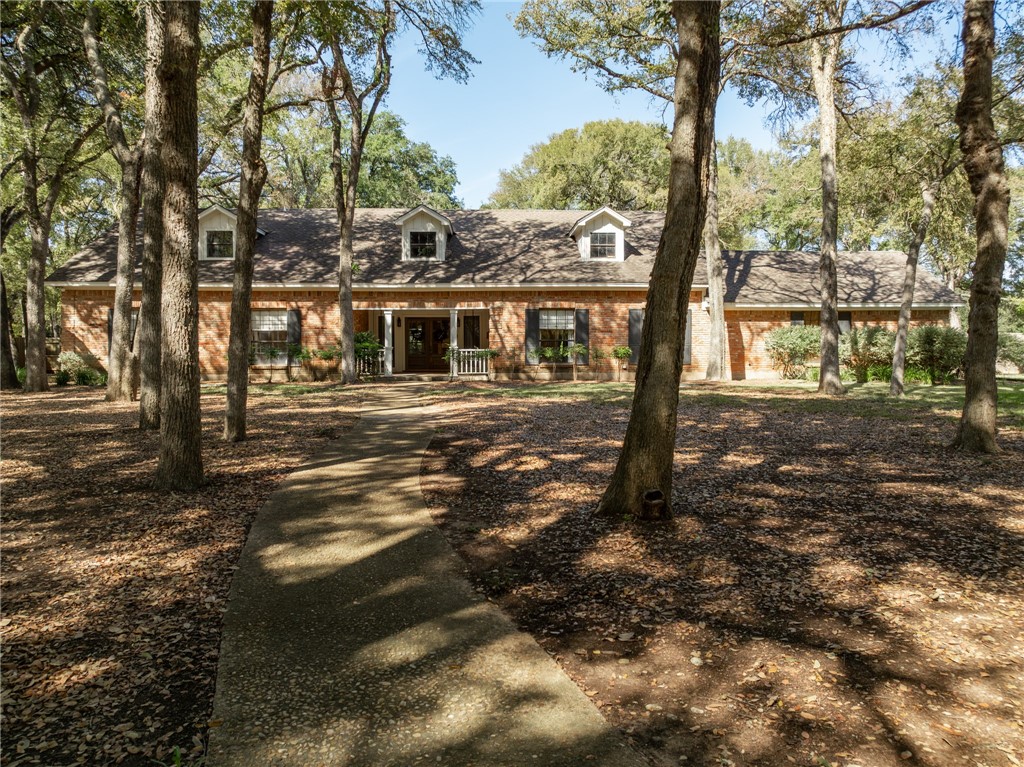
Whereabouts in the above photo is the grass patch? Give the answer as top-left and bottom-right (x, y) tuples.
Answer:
(201, 382), (348, 397)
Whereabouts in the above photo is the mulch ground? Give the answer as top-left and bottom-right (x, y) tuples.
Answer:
(0, 384), (361, 767)
(422, 383), (1024, 767)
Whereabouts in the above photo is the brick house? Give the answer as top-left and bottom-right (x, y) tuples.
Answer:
(46, 204), (961, 381)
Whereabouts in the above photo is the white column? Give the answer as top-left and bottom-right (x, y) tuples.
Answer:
(383, 309), (394, 376)
(449, 308), (459, 379)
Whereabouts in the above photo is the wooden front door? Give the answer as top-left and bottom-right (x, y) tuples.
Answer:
(406, 317), (450, 371)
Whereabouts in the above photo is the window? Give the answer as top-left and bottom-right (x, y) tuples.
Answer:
(590, 231), (616, 259)
(410, 231), (437, 259)
(540, 309), (574, 360)
(207, 230), (234, 259)
(464, 315), (481, 349)
(790, 311), (806, 326)
(251, 309), (288, 365)
(838, 312), (852, 334)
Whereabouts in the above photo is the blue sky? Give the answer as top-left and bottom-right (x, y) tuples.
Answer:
(383, 2), (963, 209)
(385, 2), (777, 208)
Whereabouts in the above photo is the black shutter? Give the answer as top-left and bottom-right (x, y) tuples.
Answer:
(628, 309), (644, 365)
(377, 314), (385, 343)
(574, 308), (589, 365)
(683, 309), (692, 366)
(525, 309), (540, 365)
(107, 307), (113, 356)
(287, 308), (301, 363)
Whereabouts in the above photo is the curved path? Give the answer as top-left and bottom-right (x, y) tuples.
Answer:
(207, 384), (644, 767)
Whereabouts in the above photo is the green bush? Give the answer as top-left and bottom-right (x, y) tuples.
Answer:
(16, 367), (26, 384)
(611, 346), (633, 361)
(313, 347), (337, 361)
(765, 325), (821, 379)
(74, 367), (97, 386)
(863, 364), (931, 384)
(907, 325), (967, 385)
(839, 326), (895, 383)
(56, 351), (89, 375)
(354, 331), (382, 361)
(55, 369), (71, 386)
(997, 333), (1024, 371)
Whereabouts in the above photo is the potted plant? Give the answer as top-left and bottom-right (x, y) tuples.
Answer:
(566, 342), (588, 381)
(611, 346), (632, 382)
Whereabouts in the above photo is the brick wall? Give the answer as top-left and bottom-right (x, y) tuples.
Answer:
(60, 287), (953, 381)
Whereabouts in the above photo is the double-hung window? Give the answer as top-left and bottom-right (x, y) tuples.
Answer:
(207, 230), (234, 259)
(590, 231), (615, 259)
(540, 309), (574, 360)
(251, 309), (288, 365)
(838, 311), (852, 334)
(410, 231), (437, 260)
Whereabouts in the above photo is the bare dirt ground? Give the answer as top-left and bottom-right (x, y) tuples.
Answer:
(422, 382), (1024, 767)
(0, 384), (360, 766)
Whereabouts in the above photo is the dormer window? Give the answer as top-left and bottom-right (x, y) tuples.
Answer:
(410, 231), (437, 260)
(590, 232), (616, 260)
(206, 230), (234, 259)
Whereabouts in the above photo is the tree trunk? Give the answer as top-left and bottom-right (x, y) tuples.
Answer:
(24, 215), (50, 392)
(330, 111), (361, 385)
(952, 0), (1009, 454)
(138, 2), (167, 429)
(155, 0), (203, 490)
(0, 269), (21, 389)
(225, 0), (273, 442)
(596, 0), (720, 520)
(106, 157), (142, 401)
(890, 179), (939, 397)
(703, 138), (729, 381)
(810, 37), (844, 396)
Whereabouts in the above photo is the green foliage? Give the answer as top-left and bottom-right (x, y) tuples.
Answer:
(288, 344), (312, 363)
(764, 326), (821, 379)
(486, 120), (670, 210)
(611, 346), (633, 360)
(56, 351), (89, 375)
(313, 347), (338, 361)
(354, 331), (382, 360)
(16, 367), (26, 384)
(74, 367), (97, 386)
(839, 326), (895, 383)
(907, 325), (967, 385)
(54, 369), (71, 386)
(997, 333), (1024, 370)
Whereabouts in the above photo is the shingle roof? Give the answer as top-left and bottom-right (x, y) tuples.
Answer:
(46, 207), (960, 306)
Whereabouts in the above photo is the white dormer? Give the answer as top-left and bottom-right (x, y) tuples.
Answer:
(394, 205), (454, 262)
(569, 206), (632, 262)
(198, 203), (265, 260)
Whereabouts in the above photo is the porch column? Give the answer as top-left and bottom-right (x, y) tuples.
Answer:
(449, 308), (459, 379)
(383, 309), (394, 377)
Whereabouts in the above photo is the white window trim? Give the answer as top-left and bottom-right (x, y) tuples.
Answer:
(205, 230), (235, 260)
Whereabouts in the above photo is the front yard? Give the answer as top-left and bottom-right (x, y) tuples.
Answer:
(422, 381), (1024, 767)
(0, 384), (361, 766)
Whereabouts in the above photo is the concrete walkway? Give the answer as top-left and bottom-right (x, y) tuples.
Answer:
(207, 384), (644, 767)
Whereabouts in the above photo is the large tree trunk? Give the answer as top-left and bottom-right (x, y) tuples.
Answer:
(106, 158), (142, 401)
(0, 269), (21, 390)
(596, 0), (720, 520)
(703, 138), (729, 381)
(155, 0), (203, 490)
(330, 113), (361, 385)
(225, 0), (273, 442)
(890, 179), (939, 397)
(952, 0), (1009, 454)
(24, 214), (50, 392)
(810, 36), (844, 396)
(84, 4), (144, 403)
(138, 2), (167, 429)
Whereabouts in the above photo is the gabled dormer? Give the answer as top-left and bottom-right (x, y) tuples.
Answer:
(568, 206), (632, 262)
(198, 204), (265, 260)
(394, 205), (453, 262)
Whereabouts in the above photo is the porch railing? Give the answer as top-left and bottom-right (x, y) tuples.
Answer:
(356, 349), (385, 377)
(448, 347), (492, 378)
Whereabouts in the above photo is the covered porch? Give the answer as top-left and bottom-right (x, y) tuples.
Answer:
(357, 306), (492, 378)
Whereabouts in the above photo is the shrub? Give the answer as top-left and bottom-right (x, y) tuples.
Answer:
(354, 331), (382, 360)
(56, 351), (89, 375)
(55, 369), (71, 386)
(765, 325), (821, 379)
(288, 344), (312, 364)
(997, 333), (1024, 371)
(611, 346), (632, 361)
(839, 326), (895, 383)
(907, 325), (967, 384)
(16, 367), (26, 384)
(74, 367), (97, 386)
(313, 347), (337, 361)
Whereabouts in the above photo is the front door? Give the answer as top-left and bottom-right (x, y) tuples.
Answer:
(406, 317), (450, 371)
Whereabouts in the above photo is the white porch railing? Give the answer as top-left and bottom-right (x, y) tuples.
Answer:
(356, 349), (385, 377)
(448, 347), (492, 378)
